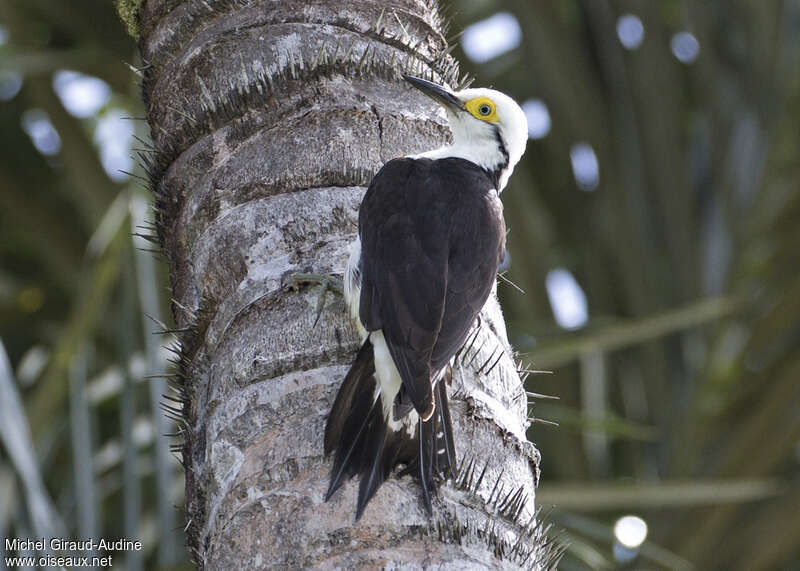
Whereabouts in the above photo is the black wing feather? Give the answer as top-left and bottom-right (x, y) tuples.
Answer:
(359, 157), (505, 415)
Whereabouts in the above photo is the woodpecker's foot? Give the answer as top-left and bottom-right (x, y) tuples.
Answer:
(282, 271), (344, 327)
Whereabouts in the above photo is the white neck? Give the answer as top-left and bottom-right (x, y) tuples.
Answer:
(414, 139), (512, 191)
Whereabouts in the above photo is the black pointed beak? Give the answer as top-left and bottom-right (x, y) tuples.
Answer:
(403, 74), (465, 113)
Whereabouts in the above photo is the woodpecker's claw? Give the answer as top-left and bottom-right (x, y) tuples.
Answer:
(282, 272), (344, 328)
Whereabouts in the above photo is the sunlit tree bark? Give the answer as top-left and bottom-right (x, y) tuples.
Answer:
(138, 0), (557, 567)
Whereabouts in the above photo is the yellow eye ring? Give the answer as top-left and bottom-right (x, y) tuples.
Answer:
(465, 97), (498, 122)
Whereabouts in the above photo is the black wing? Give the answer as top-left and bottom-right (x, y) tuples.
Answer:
(359, 157), (506, 416)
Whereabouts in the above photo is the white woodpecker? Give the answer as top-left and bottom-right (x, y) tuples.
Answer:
(324, 75), (528, 520)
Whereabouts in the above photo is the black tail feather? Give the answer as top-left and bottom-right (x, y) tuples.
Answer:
(325, 339), (375, 455)
(355, 411), (404, 520)
(325, 392), (375, 501)
(418, 415), (435, 514)
(355, 416), (388, 520)
(434, 377), (456, 479)
(324, 342), (458, 519)
(325, 341), (377, 500)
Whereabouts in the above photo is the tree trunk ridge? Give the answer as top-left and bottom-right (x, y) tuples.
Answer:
(139, 0), (558, 567)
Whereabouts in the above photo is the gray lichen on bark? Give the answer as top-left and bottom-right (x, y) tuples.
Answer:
(138, 0), (561, 567)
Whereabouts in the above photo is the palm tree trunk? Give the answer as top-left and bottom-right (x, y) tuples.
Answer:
(138, 0), (558, 567)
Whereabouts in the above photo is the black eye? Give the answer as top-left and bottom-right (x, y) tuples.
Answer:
(479, 103), (492, 116)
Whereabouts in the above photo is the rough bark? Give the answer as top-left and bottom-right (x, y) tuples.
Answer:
(138, 0), (559, 567)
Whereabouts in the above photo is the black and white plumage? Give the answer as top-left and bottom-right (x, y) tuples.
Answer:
(324, 75), (528, 520)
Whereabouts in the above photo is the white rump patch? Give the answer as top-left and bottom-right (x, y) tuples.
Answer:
(371, 331), (417, 435)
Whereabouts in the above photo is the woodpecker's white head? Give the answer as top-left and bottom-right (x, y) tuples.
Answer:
(404, 75), (528, 192)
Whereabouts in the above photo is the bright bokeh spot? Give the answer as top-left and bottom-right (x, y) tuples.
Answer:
(614, 515), (648, 549)
(53, 70), (111, 118)
(545, 268), (588, 329)
(94, 108), (134, 181)
(0, 71), (23, 101)
(522, 99), (551, 139)
(671, 31), (700, 63)
(570, 142), (599, 191)
(617, 14), (645, 50)
(461, 12), (522, 64)
(21, 109), (61, 156)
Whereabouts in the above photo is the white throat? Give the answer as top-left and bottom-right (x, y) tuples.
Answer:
(413, 103), (524, 192)
(408, 86), (528, 192)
